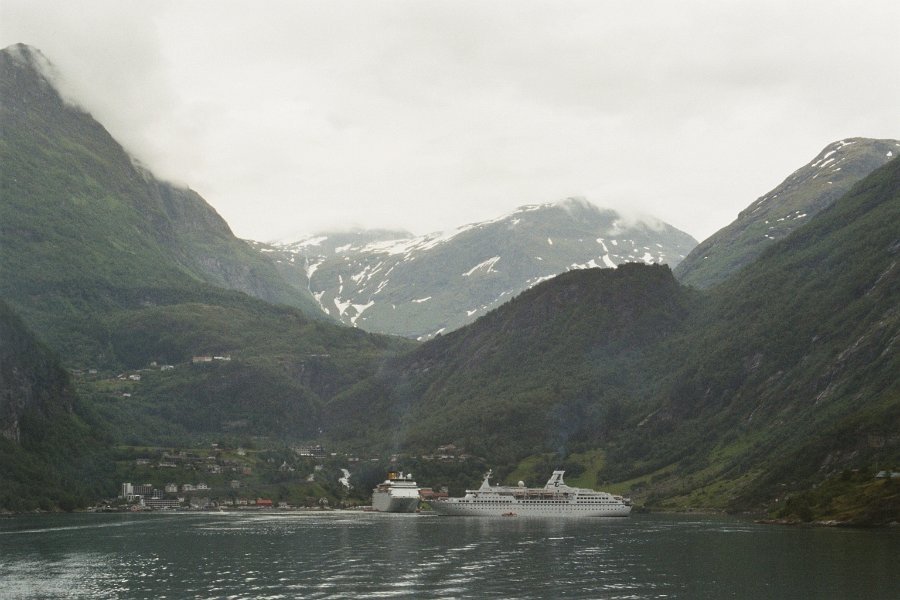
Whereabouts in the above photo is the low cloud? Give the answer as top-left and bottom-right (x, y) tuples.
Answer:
(2, 0), (898, 242)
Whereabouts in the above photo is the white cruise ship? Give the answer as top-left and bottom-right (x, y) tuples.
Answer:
(430, 470), (631, 517)
(371, 471), (421, 513)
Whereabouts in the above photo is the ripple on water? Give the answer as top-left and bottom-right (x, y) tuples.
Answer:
(3, 512), (899, 599)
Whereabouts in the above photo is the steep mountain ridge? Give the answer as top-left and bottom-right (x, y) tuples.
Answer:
(4, 42), (897, 520)
(626, 152), (900, 509)
(0, 43), (324, 357)
(0, 300), (75, 444)
(675, 137), (899, 288)
(0, 44), (412, 447)
(258, 198), (697, 339)
(322, 263), (696, 462)
(322, 155), (900, 515)
(0, 300), (113, 510)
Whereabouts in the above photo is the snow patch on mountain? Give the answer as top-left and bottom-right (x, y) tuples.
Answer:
(261, 197), (697, 338)
(462, 256), (501, 277)
(305, 259), (322, 279)
(527, 274), (557, 287)
(571, 259), (601, 269)
(296, 236), (328, 248)
(334, 297), (352, 317)
(350, 301), (374, 325)
(312, 290), (328, 313)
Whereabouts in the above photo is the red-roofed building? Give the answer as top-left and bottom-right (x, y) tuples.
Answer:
(418, 488), (449, 501)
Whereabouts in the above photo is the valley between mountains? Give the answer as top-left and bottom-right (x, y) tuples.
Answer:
(254, 198), (697, 340)
(1, 44), (898, 524)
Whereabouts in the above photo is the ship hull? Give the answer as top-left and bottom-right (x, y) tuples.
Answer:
(372, 492), (420, 513)
(430, 500), (631, 518)
(427, 470), (631, 518)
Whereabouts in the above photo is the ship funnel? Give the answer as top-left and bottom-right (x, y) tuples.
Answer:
(545, 471), (566, 489)
(478, 470), (493, 491)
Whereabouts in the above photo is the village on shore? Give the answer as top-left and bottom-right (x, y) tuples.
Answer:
(94, 441), (463, 513)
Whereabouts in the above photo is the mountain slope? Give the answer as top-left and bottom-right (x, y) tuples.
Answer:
(323, 155), (900, 517)
(259, 198), (697, 339)
(0, 43), (324, 357)
(675, 138), (899, 288)
(644, 152), (900, 510)
(0, 300), (113, 511)
(322, 263), (698, 461)
(0, 44), (413, 446)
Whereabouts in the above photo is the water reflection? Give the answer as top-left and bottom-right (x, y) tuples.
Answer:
(1, 512), (898, 599)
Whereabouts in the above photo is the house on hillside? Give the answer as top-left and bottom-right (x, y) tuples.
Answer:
(295, 444), (326, 458)
(419, 487), (449, 501)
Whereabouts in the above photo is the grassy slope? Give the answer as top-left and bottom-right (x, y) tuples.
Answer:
(769, 470), (900, 526)
(80, 298), (410, 444)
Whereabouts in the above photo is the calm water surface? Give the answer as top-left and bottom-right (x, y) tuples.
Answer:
(1, 511), (897, 599)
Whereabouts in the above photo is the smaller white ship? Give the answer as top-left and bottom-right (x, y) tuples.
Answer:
(430, 470), (632, 517)
(371, 471), (421, 513)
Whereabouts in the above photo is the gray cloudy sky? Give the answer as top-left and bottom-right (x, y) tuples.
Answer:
(2, 0), (898, 242)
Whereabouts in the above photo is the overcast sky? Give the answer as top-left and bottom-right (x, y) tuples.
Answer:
(2, 1), (898, 242)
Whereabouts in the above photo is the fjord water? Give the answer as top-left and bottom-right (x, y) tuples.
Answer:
(1, 512), (897, 599)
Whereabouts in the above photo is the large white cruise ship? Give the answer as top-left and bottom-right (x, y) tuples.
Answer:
(371, 471), (421, 512)
(430, 470), (631, 517)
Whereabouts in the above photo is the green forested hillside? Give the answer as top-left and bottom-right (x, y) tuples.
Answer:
(324, 156), (900, 520)
(675, 138), (898, 289)
(79, 297), (409, 444)
(2, 42), (897, 523)
(323, 263), (697, 462)
(0, 44), (413, 448)
(0, 43), (325, 365)
(0, 300), (114, 511)
(637, 152), (900, 511)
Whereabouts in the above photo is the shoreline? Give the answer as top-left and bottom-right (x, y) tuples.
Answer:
(6, 506), (898, 529)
